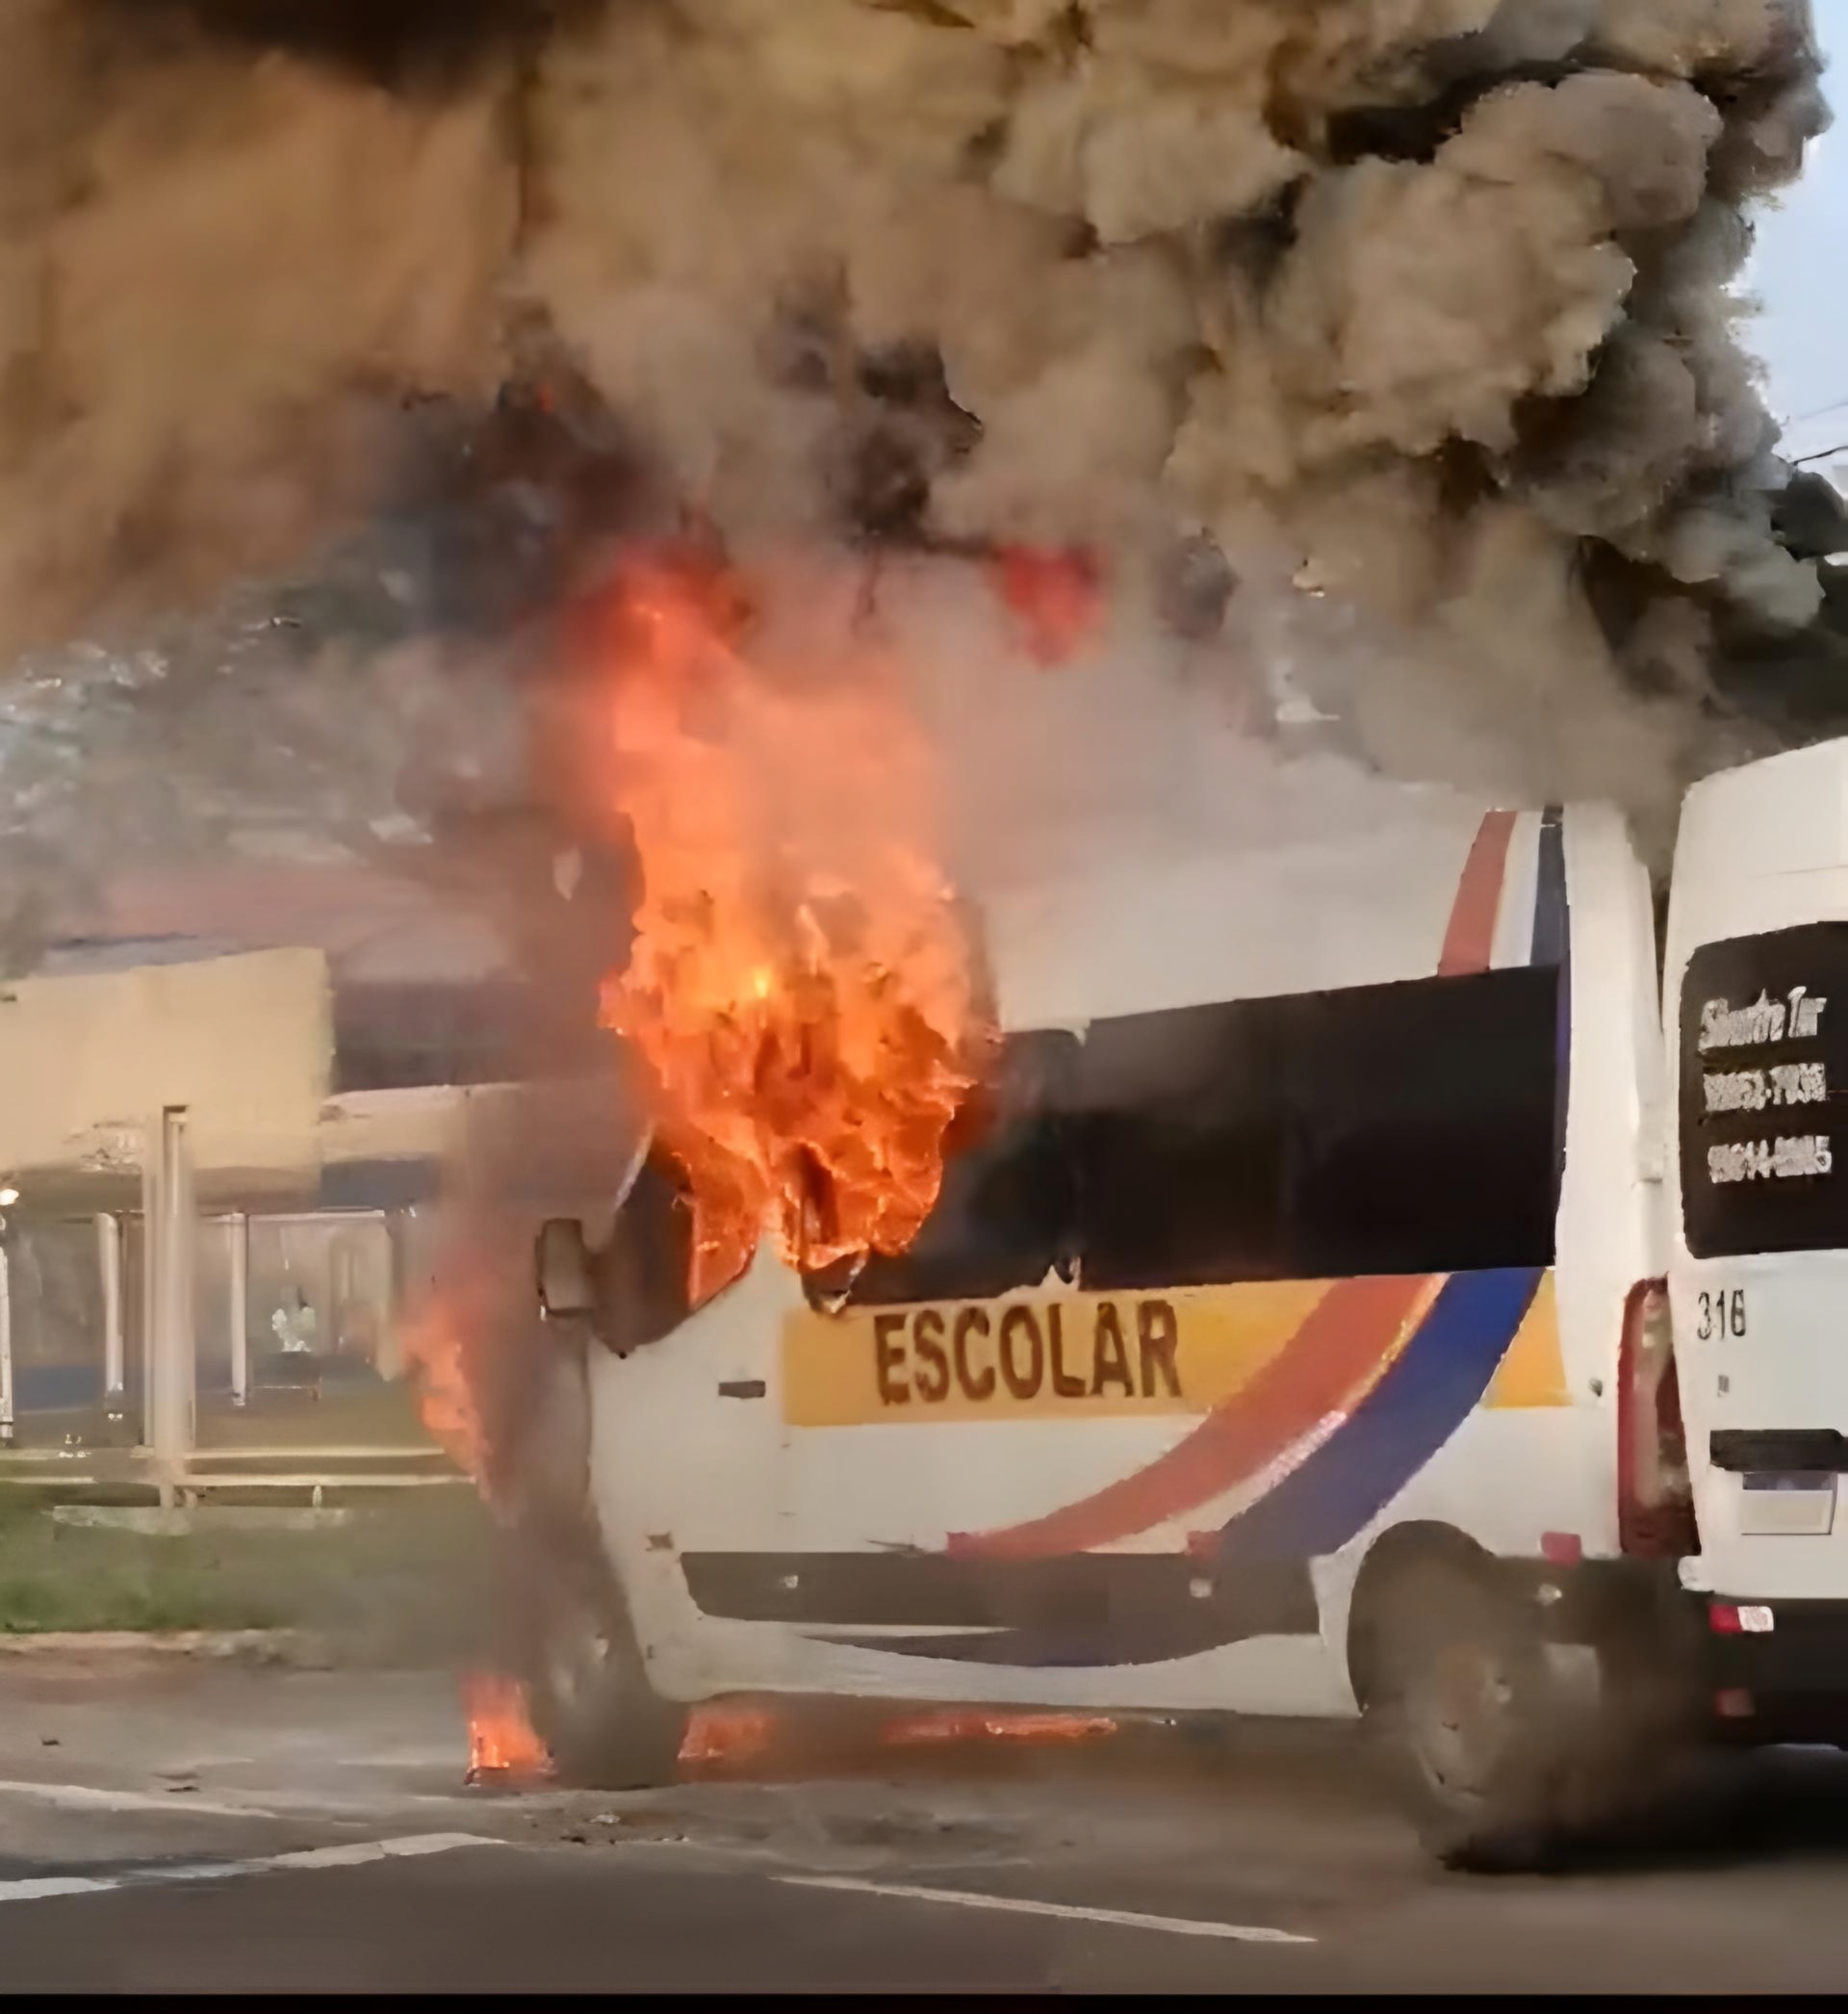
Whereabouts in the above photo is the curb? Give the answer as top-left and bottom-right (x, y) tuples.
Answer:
(0, 1629), (334, 1665)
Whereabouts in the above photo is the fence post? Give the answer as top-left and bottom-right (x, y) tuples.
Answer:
(0, 1236), (13, 1449)
(147, 1107), (196, 1501)
(97, 1212), (124, 1422)
(141, 1146), (157, 1457)
(227, 1212), (249, 1408)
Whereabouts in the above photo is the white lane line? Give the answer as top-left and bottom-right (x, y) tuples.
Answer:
(0, 1878), (115, 1902)
(0, 1779), (262, 1820)
(0, 1832), (500, 1905)
(778, 1874), (1316, 1946)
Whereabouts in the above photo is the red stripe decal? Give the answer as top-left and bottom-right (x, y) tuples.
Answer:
(948, 1275), (1432, 1562)
(1438, 810), (1518, 977)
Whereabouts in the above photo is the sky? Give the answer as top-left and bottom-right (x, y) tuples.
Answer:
(1754, 1), (1848, 478)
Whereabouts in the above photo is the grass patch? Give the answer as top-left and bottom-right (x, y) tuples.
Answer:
(0, 1488), (499, 1651)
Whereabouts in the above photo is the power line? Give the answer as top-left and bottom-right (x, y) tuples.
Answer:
(1787, 394), (1848, 427)
(1794, 441), (1848, 466)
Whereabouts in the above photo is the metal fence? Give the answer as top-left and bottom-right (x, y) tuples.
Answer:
(0, 1109), (452, 1502)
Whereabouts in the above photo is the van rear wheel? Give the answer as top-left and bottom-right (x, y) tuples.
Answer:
(522, 1557), (688, 1792)
(1363, 1553), (1565, 1870)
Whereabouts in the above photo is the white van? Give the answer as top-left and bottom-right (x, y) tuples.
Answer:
(513, 751), (1844, 1864)
(1665, 743), (1848, 1735)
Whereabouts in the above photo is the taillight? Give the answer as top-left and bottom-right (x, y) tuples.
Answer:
(1618, 1278), (1698, 1558)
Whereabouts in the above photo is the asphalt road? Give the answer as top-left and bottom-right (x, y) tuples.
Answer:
(3, 1657), (1848, 1991)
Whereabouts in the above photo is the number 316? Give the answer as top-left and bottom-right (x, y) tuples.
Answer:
(1697, 1289), (1747, 1342)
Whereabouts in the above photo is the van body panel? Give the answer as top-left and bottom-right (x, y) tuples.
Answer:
(1668, 743), (1848, 1601)
(576, 795), (1659, 1715)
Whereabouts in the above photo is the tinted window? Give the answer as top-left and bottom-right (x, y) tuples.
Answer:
(1081, 968), (1563, 1289)
(1680, 924), (1848, 1259)
(843, 968), (1563, 1304)
(849, 1030), (1082, 1305)
(1282, 971), (1562, 1278)
(1078, 999), (1289, 1289)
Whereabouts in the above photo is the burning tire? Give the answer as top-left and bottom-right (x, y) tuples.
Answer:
(519, 1545), (688, 1792)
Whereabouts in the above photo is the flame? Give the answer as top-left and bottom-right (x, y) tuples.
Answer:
(679, 1703), (780, 1765)
(674, 1703), (1118, 1771)
(880, 1711), (1117, 1748)
(397, 1223), (536, 1496)
(589, 550), (993, 1304)
(399, 1281), (486, 1484)
(992, 545), (1104, 665)
(463, 1673), (552, 1784)
(398, 1224), (519, 1482)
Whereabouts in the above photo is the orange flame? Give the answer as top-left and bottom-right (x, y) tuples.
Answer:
(881, 1710), (1118, 1748)
(679, 1703), (780, 1765)
(589, 552), (992, 1304)
(399, 1283), (486, 1484)
(397, 1220), (541, 1497)
(993, 545), (1104, 665)
(675, 1704), (1116, 1770)
(463, 1673), (552, 1784)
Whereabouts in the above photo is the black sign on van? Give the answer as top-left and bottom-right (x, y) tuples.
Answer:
(1681, 923), (1848, 1259)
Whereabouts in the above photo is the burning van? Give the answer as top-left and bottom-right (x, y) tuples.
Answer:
(504, 736), (1748, 1871)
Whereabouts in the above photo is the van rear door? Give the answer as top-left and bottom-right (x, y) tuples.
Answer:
(1667, 741), (1848, 1598)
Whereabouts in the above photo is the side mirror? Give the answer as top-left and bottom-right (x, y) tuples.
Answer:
(536, 1218), (597, 1321)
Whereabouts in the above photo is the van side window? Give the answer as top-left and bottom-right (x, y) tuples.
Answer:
(848, 1029), (1082, 1306)
(1079, 999), (1288, 1289)
(1281, 968), (1561, 1278)
(1079, 968), (1562, 1289)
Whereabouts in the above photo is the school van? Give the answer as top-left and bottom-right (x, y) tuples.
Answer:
(514, 747), (1848, 1864)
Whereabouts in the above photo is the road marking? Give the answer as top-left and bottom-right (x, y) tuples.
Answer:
(0, 1832), (500, 1905)
(0, 1779), (263, 1820)
(778, 1874), (1315, 1945)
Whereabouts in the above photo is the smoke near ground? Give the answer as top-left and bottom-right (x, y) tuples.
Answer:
(0, 1), (1837, 935)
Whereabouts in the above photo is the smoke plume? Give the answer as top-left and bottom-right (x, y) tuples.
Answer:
(0, 0), (1835, 890)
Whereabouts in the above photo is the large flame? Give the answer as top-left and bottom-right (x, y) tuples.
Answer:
(589, 552), (992, 1304)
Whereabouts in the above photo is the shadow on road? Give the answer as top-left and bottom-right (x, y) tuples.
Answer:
(1549, 1747), (1848, 1878)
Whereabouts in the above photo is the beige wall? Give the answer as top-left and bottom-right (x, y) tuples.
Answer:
(318, 1084), (468, 1170)
(0, 949), (331, 1185)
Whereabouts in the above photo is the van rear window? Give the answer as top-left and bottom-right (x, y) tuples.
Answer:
(1681, 924), (1848, 1258)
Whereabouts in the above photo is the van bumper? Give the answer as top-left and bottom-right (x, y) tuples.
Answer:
(1705, 1596), (1848, 1744)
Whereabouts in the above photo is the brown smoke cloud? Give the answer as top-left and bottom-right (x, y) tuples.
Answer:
(0, 0), (1833, 817)
(0, 0), (526, 655)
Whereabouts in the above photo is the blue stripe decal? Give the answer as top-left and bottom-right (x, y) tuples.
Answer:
(808, 1560), (1318, 1669)
(1530, 807), (1569, 969)
(1211, 1266), (1547, 1565)
(1534, 805), (1574, 1208)
(813, 1618), (1268, 1668)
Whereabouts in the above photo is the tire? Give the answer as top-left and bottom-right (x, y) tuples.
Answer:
(486, 1317), (689, 1792)
(519, 1542), (689, 1792)
(1362, 1551), (1574, 1870)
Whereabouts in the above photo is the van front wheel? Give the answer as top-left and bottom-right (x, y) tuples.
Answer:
(523, 1561), (689, 1792)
